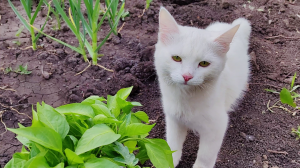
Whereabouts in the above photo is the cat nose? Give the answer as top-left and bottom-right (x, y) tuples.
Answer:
(182, 73), (193, 82)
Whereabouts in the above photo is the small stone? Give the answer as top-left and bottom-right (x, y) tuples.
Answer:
(222, 0), (235, 8)
(42, 71), (51, 79)
(263, 161), (269, 168)
(263, 155), (268, 160)
(283, 19), (289, 27)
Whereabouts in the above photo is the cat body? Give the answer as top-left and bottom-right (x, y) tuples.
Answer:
(154, 7), (251, 168)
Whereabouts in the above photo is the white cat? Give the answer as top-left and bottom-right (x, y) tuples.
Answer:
(154, 7), (251, 168)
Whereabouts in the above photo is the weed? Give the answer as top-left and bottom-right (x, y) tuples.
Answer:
(292, 126), (300, 140)
(4, 87), (174, 168)
(265, 73), (300, 109)
(4, 67), (12, 74)
(8, 0), (51, 50)
(32, 0), (126, 66)
(14, 65), (32, 75)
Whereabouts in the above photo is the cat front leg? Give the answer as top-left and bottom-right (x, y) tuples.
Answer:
(193, 113), (228, 168)
(165, 115), (188, 167)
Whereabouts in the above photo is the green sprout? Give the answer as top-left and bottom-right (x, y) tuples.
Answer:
(8, 0), (51, 50)
(4, 67), (12, 74)
(146, 0), (153, 10)
(32, 0), (127, 66)
(14, 64), (32, 75)
(43, 0), (64, 30)
(292, 126), (300, 140)
(266, 73), (300, 108)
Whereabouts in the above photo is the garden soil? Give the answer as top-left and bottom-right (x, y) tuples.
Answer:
(1, 0), (300, 167)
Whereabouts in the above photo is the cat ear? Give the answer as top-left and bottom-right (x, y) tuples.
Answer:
(214, 24), (240, 53)
(158, 7), (179, 45)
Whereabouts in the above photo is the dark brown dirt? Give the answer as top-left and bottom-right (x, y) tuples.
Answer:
(1, 0), (300, 167)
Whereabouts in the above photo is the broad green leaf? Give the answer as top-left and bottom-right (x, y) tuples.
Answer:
(123, 141), (138, 153)
(8, 127), (63, 155)
(146, 139), (174, 168)
(145, 143), (169, 168)
(280, 88), (296, 108)
(130, 115), (142, 123)
(291, 72), (297, 89)
(4, 158), (26, 168)
(56, 103), (95, 118)
(63, 135), (78, 151)
(75, 124), (121, 155)
(24, 154), (50, 168)
(37, 102), (69, 139)
(93, 114), (121, 124)
(84, 158), (120, 168)
(79, 152), (97, 162)
(101, 144), (120, 158)
(66, 115), (87, 137)
(21, 145), (28, 153)
(124, 124), (155, 137)
(265, 89), (279, 94)
(31, 108), (44, 127)
(119, 113), (131, 136)
(65, 148), (84, 165)
(30, 143), (41, 159)
(12, 152), (29, 161)
(16, 135), (31, 147)
(81, 96), (106, 105)
(116, 98), (142, 114)
(134, 111), (149, 123)
(113, 142), (138, 166)
(136, 141), (149, 164)
(34, 143), (62, 167)
(53, 163), (64, 168)
(91, 104), (112, 117)
(116, 86), (133, 100)
(107, 95), (120, 117)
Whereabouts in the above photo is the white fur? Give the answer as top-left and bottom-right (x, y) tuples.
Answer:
(154, 7), (251, 168)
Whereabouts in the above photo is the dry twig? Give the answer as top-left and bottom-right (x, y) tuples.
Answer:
(265, 35), (300, 40)
(267, 149), (288, 155)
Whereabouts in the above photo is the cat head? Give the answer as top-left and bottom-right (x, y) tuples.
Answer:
(154, 7), (240, 87)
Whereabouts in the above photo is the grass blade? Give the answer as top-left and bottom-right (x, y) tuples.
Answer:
(20, 0), (31, 19)
(96, 0), (114, 32)
(30, 25), (83, 54)
(291, 72), (297, 89)
(30, 0), (44, 24)
(52, 0), (77, 35)
(8, 0), (31, 31)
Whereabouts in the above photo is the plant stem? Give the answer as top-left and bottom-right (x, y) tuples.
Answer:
(30, 27), (37, 50)
(92, 21), (98, 65)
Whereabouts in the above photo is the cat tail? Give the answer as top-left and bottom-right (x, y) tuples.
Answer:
(232, 18), (251, 42)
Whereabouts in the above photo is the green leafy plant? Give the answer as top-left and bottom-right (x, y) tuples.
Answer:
(146, 0), (153, 10)
(4, 67), (12, 74)
(292, 126), (300, 140)
(43, 0), (64, 30)
(33, 0), (127, 66)
(5, 87), (174, 168)
(266, 73), (300, 108)
(8, 0), (50, 50)
(14, 65), (32, 75)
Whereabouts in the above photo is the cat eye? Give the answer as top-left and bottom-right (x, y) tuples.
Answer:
(199, 61), (210, 67)
(172, 56), (182, 62)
